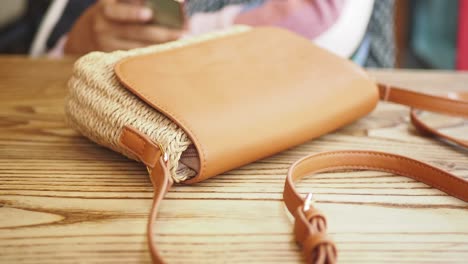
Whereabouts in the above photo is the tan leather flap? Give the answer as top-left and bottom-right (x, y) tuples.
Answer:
(114, 27), (379, 183)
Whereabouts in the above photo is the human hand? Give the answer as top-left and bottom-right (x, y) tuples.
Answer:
(64, 0), (183, 54)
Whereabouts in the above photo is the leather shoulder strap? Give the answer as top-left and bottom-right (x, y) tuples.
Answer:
(117, 82), (468, 264)
(378, 83), (468, 147)
(120, 126), (172, 264)
(283, 150), (468, 263)
(147, 158), (172, 264)
(378, 83), (468, 117)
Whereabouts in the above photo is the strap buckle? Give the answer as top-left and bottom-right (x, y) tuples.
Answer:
(303, 192), (314, 212)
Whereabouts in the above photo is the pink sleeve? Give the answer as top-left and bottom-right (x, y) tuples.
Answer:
(234, 0), (345, 39)
(47, 35), (67, 58)
(187, 5), (244, 37)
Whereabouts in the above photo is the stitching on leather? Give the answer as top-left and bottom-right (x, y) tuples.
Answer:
(301, 164), (466, 202)
(339, 165), (465, 202)
(380, 85), (468, 116)
(297, 151), (468, 201)
(393, 87), (468, 108)
(312, 151), (467, 187)
(116, 71), (206, 180)
(400, 95), (468, 116)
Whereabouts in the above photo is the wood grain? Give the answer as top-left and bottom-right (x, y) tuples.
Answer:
(0, 56), (467, 264)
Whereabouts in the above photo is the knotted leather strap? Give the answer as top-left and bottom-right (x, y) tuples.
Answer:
(282, 85), (468, 263)
(283, 151), (468, 264)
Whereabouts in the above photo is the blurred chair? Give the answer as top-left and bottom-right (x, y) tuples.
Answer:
(364, 0), (396, 68)
(0, 0), (34, 54)
(396, 0), (462, 69)
(0, 0), (92, 54)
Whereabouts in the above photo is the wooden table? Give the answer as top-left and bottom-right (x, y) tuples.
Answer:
(0, 56), (467, 264)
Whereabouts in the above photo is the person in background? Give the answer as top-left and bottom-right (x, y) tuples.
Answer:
(62, 0), (356, 56)
(0, 0), (394, 67)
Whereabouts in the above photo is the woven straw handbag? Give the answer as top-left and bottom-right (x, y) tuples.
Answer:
(66, 26), (468, 264)
(66, 28), (253, 183)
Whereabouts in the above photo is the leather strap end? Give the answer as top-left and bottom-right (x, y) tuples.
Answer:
(119, 125), (165, 169)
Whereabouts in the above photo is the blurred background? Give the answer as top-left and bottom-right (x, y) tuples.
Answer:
(0, 0), (465, 70)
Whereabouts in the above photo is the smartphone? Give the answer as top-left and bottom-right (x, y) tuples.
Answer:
(146, 0), (187, 29)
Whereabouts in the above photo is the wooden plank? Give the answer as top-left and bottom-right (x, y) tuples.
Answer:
(0, 57), (467, 263)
